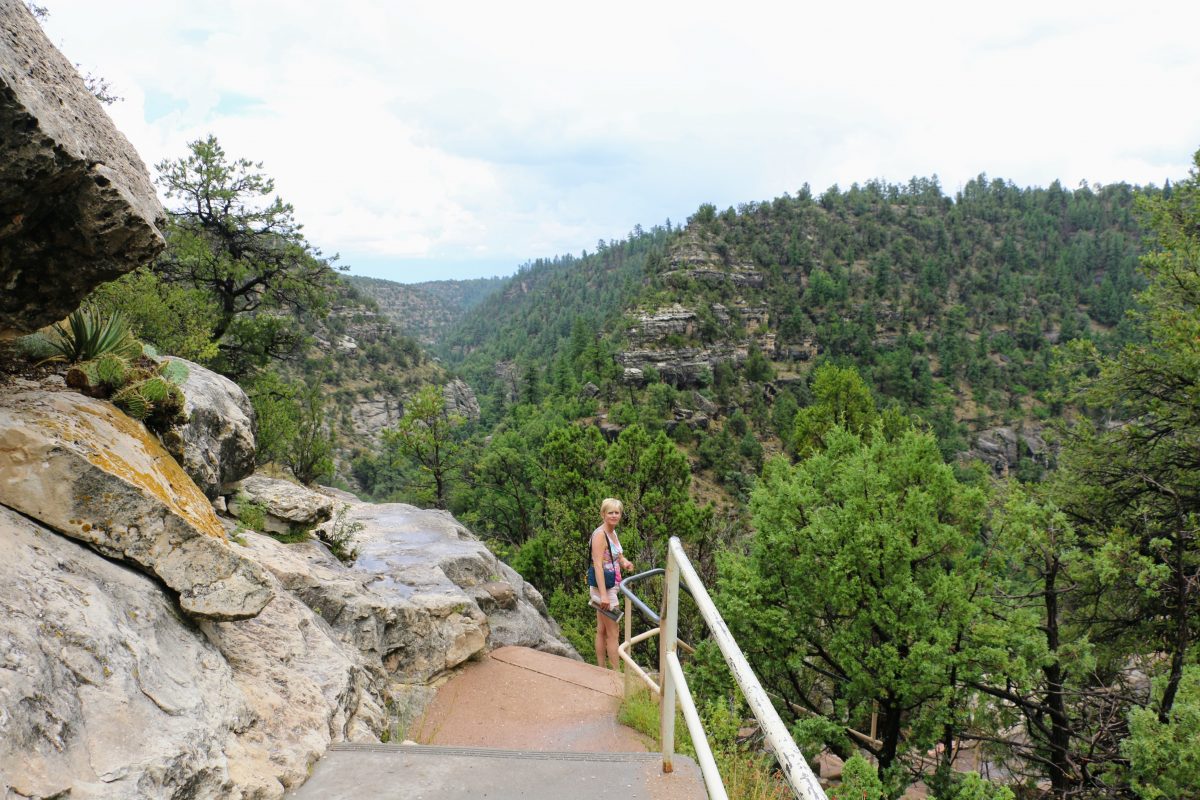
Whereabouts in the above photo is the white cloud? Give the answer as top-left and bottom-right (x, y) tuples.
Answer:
(37, 0), (1200, 282)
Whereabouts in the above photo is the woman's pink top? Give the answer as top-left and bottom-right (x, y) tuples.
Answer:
(591, 525), (624, 583)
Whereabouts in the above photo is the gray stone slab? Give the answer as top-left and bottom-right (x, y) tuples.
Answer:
(286, 744), (707, 800)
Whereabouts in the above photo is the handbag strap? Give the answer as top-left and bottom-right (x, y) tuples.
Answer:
(588, 527), (615, 568)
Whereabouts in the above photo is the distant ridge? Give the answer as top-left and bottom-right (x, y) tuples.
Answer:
(350, 275), (505, 346)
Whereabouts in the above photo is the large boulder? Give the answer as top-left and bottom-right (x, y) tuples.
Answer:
(229, 474), (335, 534)
(174, 358), (257, 499)
(0, 0), (165, 338)
(0, 505), (385, 800)
(0, 387), (273, 620)
(347, 502), (576, 663)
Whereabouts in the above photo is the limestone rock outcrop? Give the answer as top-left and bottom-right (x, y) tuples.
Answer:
(345, 379), (481, 451)
(618, 342), (746, 387)
(0, 367), (571, 797)
(0, 387), (274, 620)
(198, 561), (387, 796)
(0, 506), (251, 799)
(967, 424), (1050, 475)
(661, 229), (764, 288)
(443, 377), (481, 421)
(345, 503), (573, 662)
(618, 295), (775, 387)
(0, 0), (165, 337)
(347, 391), (403, 446)
(174, 358), (258, 499)
(625, 303), (698, 343)
(257, 500), (576, 682)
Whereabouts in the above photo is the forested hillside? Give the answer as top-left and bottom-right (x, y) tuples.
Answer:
(431, 176), (1147, 461)
(438, 224), (676, 372)
(352, 164), (1200, 799)
(356, 173), (1155, 553)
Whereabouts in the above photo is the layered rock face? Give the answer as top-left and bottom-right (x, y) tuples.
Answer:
(967, 424), (1049, 476)
(0, 0), (165, 337)
(660, 230), (764, 289)
(344, 378), (481, 449)
(618, 303), (752, 387)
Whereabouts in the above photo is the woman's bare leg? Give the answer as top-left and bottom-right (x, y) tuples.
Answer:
(595, 611), (608, 667)
(600, 614), (620, 671)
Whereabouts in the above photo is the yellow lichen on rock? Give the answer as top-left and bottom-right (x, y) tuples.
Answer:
(0, 387), (272, 620)
(71, 401), (225, 540)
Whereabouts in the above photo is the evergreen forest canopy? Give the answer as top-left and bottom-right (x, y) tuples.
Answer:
(43, 127), (1200, 799)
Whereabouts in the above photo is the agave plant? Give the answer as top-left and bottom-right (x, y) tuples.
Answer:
(46, 307), (143, 364)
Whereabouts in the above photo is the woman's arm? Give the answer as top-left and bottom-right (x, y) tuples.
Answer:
(591, 531), (612, 610)
(613, 533), (634, 572)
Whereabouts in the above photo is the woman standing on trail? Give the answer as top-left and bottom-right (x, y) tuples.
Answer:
(589, 498), (634, 670)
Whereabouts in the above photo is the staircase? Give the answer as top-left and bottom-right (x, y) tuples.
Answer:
(287, 647), (706, 799)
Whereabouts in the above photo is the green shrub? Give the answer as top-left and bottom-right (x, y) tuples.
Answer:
(319, 504), (362, 563)
(829, 754), (885, 800)
(233, 493), (267, 533)
(1122, 666), (1200, 800)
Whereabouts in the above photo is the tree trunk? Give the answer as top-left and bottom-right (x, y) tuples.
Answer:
(1042, 556), (1073, 797)
(878, 699), (902, 773)
(1159, 527), (1191, 720)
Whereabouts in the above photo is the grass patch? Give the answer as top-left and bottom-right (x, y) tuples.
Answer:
(618, 687), (791, 800)
(619, 686), (694, 755)
(271, 529), (312, 544)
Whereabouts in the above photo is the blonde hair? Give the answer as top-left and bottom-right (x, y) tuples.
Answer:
(600, 498), (624, 516)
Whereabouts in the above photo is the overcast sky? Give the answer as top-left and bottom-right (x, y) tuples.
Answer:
(37, 1), (1200, 284)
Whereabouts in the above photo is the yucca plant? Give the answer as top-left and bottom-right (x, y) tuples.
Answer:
(46, 307), (142, 364)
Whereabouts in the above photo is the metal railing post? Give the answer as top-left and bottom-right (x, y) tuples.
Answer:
(623, 591), (634, 696)
(660, 543), (680, 774)
(619, 545), (827, 799)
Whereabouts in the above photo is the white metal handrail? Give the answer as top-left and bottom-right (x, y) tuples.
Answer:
(650, 537), (827, 800)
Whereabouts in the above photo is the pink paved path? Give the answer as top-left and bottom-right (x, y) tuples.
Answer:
(413, 646), (653, 753)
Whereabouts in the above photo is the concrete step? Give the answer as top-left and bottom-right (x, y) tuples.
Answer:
(286, 742), (707, 799)
(287, 647), (708, 798)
